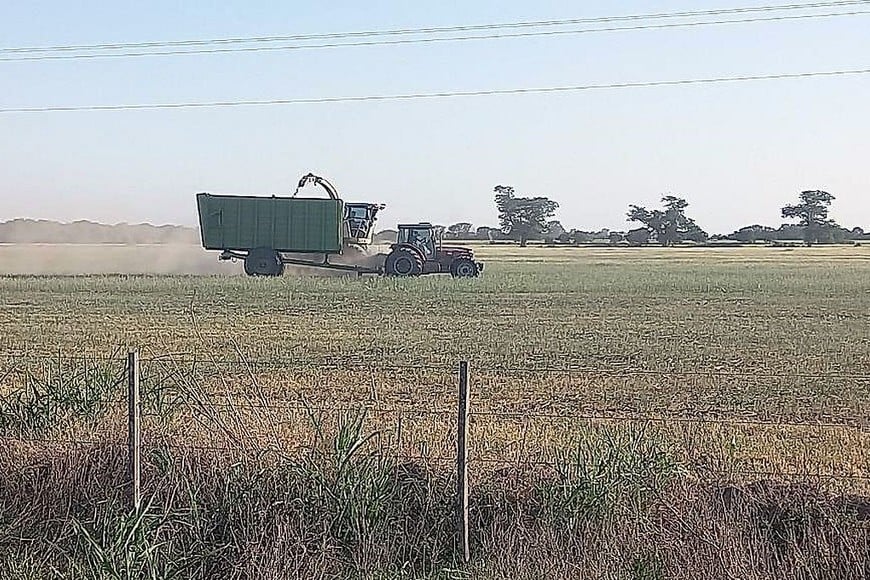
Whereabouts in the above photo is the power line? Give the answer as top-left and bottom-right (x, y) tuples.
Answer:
(1, 68), (867, 114)
(3, 10), (867, 63)
(2, 10), (867, 63)
(3, 0), (866, 55)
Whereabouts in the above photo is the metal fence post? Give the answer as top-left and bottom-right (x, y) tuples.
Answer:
(127, 351), (141, 512)
(457, 360), (470, 564)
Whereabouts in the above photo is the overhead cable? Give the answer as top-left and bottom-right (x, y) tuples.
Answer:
(1, 10), (867, 62)
(1, 0), (867, 55)
(2, 67), (867, 114)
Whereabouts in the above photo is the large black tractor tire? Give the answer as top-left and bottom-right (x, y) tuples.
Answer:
(244, 248), (284, 277)
(450, 258), (480, 278)
(384, 248), (424, 277)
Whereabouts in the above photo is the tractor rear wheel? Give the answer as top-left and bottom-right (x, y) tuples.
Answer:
(450, 258), (479, 278)
(244, 248), (283, 277)
(385, 248), (423, 277)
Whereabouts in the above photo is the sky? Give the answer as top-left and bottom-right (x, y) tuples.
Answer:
(1, 1), (868, 234)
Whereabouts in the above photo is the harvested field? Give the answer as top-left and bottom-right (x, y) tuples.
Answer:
(1, 244), (868, 578)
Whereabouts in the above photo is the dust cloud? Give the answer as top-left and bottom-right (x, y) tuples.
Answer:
(282, 245), (388, 277)
(0, 244), (235, 276)
(0, 244), (392, 277)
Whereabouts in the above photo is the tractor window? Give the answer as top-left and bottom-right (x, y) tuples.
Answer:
(345, 205), (372, 239)
(346, 206), (368, 220)
(409, 229), (435, 258)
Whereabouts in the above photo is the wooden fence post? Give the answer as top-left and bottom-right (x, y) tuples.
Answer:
(457, 360), (470, 564)
(127, 351), (141, 512)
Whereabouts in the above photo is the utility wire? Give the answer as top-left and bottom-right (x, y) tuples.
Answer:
(2, 9), (867, 62)
(2, 0), (867, 54)
(2, 68), (867, 114)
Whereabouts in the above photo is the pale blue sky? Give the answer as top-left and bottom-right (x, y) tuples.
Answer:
(1, 1), (868, 233)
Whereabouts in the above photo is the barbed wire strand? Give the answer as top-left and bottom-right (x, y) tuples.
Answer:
(1, 352), (869, 381)
(2, 435), (866, 481)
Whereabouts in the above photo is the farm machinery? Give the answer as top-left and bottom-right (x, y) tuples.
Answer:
(384, 223), (482, 277)
(196, 173), (483, 278)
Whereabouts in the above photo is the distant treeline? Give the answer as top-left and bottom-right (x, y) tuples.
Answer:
(0, 219), (199, 244)
(3, 218), (867, 247)
(379, 224), (870, 246)
(453, 187), (870, 247)
(720, 224), (868, 244)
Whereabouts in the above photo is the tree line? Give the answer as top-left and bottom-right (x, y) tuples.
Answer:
(0, 219), (199, 244)
(440, 188), (867, 246)
(2, 190), (864, 247)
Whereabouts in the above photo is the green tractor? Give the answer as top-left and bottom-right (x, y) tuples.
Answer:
(384, 223), (483, 278)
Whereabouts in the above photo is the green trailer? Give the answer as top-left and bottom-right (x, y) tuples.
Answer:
(196, 173), (385, 276)
(197, 194), (344, 255)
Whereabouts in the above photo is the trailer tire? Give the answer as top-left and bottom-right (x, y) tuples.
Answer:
(244, 248), (283, 277)
(385, 248), (423, 277)
(450, 258), (480, 278)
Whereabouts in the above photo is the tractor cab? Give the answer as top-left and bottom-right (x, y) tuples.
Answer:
(396, 223), (438, 259)
(344, 203), (385, 246)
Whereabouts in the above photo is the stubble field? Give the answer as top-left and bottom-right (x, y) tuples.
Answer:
(0, 244), (868, 578)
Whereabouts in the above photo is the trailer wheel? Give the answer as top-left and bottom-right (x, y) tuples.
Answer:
(244, 248), (283, 277)
(450, 258), (479, 278)
(385, 248), (423, 277)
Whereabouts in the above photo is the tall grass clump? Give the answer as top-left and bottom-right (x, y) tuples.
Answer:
(535, 425), (683, 524)
(0, 357), (120, 436)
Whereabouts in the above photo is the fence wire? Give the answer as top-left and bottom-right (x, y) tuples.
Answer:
(2, 435), (868, 482)
(2, 351), (869, 487)
(2, 351), (870, 381)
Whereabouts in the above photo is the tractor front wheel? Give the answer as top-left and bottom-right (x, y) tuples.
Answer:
(244, 248), (284, 277)
(385, 248), (423, 277)
(450, 258), (480, 278)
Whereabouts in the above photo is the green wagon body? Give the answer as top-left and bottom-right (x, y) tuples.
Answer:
(196, 193), (344, 254)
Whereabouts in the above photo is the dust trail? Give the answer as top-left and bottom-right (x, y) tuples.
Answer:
(0, 244), (236, 275)
(279, 245), (389, 277)
(0, 244), (396, 277)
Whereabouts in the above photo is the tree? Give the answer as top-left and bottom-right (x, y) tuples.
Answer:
(447, 222), (473, 237)
(728, 225), (777, 243)
(626, 196), (707, 246)
(626, 228), (651, 246)
(543, 220), (566, 244)
(781, 190), (837, 245)
(567, 229), (595, 244)
(475, 226), (493, 241)
(494, 185), (559, 246)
